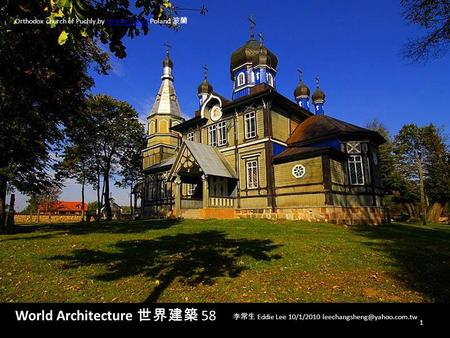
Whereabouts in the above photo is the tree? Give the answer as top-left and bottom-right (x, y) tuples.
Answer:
(35, 184), (63, 221)
(394, 123), (450, 223)
(401, 0), (450, 61)
(6, 1), (178, 58)
(395, 124), (428, 224)
(0, 0), (184, 229)
(0, 2), (109, 230)
(55, 143), (96, 222)
(422, 125), (450, 222)
(115, 129), (146, 219)
(85, 94), (143, 221)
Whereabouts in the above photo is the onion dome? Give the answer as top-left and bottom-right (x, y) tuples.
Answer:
(312, 87), (326, 103)
(294, 82), (310, 99)
(230, 39), (278, 79)
(198, 78), (213, 95)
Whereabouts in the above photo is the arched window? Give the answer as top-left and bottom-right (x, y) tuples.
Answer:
(237, 72), (245, 87)
(149, 120), (156, 134)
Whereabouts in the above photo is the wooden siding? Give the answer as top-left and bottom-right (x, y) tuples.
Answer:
(271, 111), (290, 142)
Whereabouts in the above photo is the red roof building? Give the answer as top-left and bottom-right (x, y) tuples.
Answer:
(38, 201), (88, 215)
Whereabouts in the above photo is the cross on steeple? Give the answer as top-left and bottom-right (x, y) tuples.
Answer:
(297, 67), (303, 83)
(315, 75), (320, 88)
(163, 42), (171, 55)
(248, 16), (256, 39)
(202, 64), (208, 79)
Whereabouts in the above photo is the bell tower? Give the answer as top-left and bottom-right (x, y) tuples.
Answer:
(142, 47), (184, 170)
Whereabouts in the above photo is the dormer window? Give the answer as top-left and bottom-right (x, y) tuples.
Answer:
(237, 72), (245, 87)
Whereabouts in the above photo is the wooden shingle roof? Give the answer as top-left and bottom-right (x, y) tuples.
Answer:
(286, 115), (385, 147)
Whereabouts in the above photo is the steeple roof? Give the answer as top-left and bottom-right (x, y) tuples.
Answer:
(150, 56), (182, 117)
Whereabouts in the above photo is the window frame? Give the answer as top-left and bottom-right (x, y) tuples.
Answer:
(207, 124), (217, 147)
(246, 159), (259, 189)
(348, 154), (365, 185)
(244, 111), (257, 139)
(237, 72), (245, 87)
(207, 121), (227, 147)
(186, 130), (194, 141)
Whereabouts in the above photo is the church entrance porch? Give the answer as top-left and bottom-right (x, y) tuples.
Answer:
(169, 141), (238, 219)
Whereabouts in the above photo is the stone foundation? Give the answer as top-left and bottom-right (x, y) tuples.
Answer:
(235, 206), (388, 225)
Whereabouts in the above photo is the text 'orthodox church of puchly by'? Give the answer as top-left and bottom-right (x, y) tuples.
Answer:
(138, 22), (388, 225)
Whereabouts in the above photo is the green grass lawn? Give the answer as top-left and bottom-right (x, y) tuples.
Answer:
(0, 219), (449, 303)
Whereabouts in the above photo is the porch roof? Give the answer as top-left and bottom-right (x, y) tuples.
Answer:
(172, 140), (237, 179)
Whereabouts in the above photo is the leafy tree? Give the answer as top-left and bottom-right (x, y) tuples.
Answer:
(422, 125), (450, 222)
(6, 0), (177, 58)
(85, 94), (143, 221)
(55, 142), (96, 222)
(367, 120), (419, 219)
(21, 196), (39, 215)
(394, 124), (428, 224)
(0, 0), (184, 228)
(394, 123), (450, 223)
(401, 0), (450, 61)
(0, 1), (109, 229)
(115, 128), (146, 219)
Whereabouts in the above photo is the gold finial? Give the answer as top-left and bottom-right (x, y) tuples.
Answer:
(248, 16), (256, 39)
(315, 75), (320, 88)
(202, 64), (208, 79)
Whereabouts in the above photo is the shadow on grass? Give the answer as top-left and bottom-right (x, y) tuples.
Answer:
(1, 218), (180, 239)
(48, 230), (282, 302)
(351, 223), (450, 302)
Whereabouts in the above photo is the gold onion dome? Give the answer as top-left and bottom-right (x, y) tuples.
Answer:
(312, 87), (326, 103)
(294, 82), (310, 99)
(198, 78), (213, 94)
(230, 39), (278, 79)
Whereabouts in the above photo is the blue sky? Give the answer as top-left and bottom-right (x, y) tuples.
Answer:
(14, 0), (450, 211)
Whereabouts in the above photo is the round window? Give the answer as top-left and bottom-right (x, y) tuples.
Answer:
(292, 164), (306, 178)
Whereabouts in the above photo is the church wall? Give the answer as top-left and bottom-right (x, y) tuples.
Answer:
(221, 149), (236, 171)
(271, 111), (290, 142)
(236, 108), (265, 143)
(238, 143), (267, 191)
(275, 193), (326, 207)
(330, 158), (346, 185)
(273, 156), (323, 187)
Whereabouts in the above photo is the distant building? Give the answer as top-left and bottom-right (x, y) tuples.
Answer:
(140, 23), (387, 225)
(38, 201), (88, 215)
(100, 198), (123, 220)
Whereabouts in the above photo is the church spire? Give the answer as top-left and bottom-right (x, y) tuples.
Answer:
(150, 47), (181, 117)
